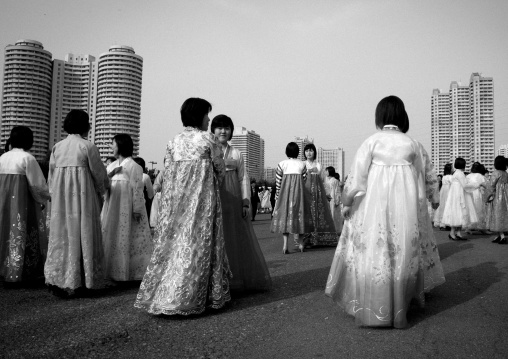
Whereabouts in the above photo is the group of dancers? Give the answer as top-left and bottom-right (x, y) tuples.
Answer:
(433, 158), (508, 243)
(1, 95), (503, 328)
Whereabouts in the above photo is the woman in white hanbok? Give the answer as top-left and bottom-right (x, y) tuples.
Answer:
(465, 163), (487, 233)
(440, 158), (478, 240)
(101, 134), (152, 281)
(325, 96), (440, 328)
(324, 167), (343, 234)
(433, 164), (453, 228)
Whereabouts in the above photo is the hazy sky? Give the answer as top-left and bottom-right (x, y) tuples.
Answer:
(1, 0), (507, 171)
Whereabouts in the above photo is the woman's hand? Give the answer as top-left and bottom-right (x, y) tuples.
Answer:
(342, 205), (351, 220)
(242, 206), (249, 218)
(432, 202), (439, 210)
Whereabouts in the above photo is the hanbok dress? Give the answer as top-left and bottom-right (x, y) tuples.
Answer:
(466, 173), (487, 230)
(433, 175), (452, 227)
(142, 173), (154, 219)
(325, 130), (424, 328)
(302, 160), (338, 246)
(134, 127), (231, 315)
(261, 189), (271, 211)
(149, 171), (163, 228)
(270, 158), (307, 234)
(415, 143), (445, 295)
(484, 170), (508, 232)
(440, 170), (478, 228)
(45, 134), (109, 291)
(220, 145), (271, 291)
(0, 149), (50, 282)
(324, 176), (344, 234)
(101, 158), (153, 281)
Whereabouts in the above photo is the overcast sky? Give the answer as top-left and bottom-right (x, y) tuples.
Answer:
(1, 0), (507, 171)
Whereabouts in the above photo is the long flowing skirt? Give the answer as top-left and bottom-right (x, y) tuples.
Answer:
(0, 174), (44, 282)
(134, 160), (231, 315)
(485, 183), (508, 232)
(101, 180), (152, 281)
(45, 167), (105, 290)
(220, 172), (271, 291)
(433, 185), (450, 227)
(325, 164), (421, 328)
(270, 174), (306, 234)
(329, 200), (343, 234)
(441, 184), (478, 228)
(149, 192), (161, 228)
(467, 188), (487, 230)
(302, 174), (339, 246)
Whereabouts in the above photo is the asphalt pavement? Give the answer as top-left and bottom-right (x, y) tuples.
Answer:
(1, 213), (507, 358)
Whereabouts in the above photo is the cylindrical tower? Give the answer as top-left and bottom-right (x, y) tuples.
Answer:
(94, 45), (143, 159)
(0, 40), (53, 160)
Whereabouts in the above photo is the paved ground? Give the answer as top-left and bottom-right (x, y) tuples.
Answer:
(1, 213), (508, 358)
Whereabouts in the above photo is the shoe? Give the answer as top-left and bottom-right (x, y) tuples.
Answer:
(492, 237), (501, 243)
(499, 238), (507, 245)
(282, 247), (289, 254)
(448, 234), (456, 241)
(456, 235), (467, 241)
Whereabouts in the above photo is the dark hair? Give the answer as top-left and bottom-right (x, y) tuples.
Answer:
(480, 164), (488, 176)
(470, 162), (482, 174)
(285, 142), (299, 158)
(325, 166), (336, 177)
(113, 134), (134, 157)
(105, 156), (117, 163)
(494, 156), (507, 171)
(5, 126), (33, 152)
(443, 163), (453, 175)
(454, 157), (466, 170)
(133, 157), (147, 173)
(303, 143), (317, 160)
(63, 109), (90, 134)
(334, 173), (341, 180)
(375, 95), (409, 133)
(211, 115), (234, 140)
(180, 98), (212, 128)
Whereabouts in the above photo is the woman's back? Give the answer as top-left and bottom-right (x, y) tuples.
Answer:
(168, 128), (214, 161)
(369, 131), (417, 166)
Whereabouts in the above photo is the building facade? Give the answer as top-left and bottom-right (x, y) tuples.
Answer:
(316, 147), (345, 179)
(230, 126), (264, 181)
(264, 167), (276, 183)
(93, 45), (143, 159)
(497, 144), (508, 157)
(431, 73), (495, 172)
(50, 54), (96, 147)
(0, 40), (53, 160)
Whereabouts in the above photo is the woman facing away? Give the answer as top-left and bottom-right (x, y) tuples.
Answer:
(465, 162), (488, 234)
(133, 156), (155, 221)
(433, 163), (453, 229)
(212, 114), (271, 291)
(135, 98), (231, 315)
(440, 157), (478, 240)
(324, 166), (343, 234)
(301, 144), (338, 247)
(45, 110), (109, 297)
(270, 142), (308, 254)
(485, 156), (508, 244)
(0, 126), (50, 286)
(325, 95), (440, 328)
(101, 134), (153, 282)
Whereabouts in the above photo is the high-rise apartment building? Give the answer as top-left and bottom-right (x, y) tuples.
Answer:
(469, 73), (494, 167)
(498, 145), (508, 157)
(431, 73), (495, 172)
(294, 136), (313, 161)
(316, 147), (345, 179)
(264, 167), (276, 183)
(93, 45), (143, 159)
(230, 126), (264, 180)
(0, 40), (53, 160)
(431, 89), (451, 174)
(50, 54), (96, 147)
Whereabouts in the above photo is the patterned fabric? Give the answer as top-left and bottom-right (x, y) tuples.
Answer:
(324, 176), (344, 233)
(0, 149), (50, 283)
(302, 161), (338, 246)
(134, 127), (231, 315)
(325, 131), (426, 328)
(271, 174), (307, 234)
(220, 145), (272, 291)
(44, 135), (109, 290)
(101, 157), (152, 281)
(440, 170), (478, 228)
(485, 170), (508, 232)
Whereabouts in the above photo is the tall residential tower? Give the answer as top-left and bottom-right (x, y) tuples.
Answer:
(230, 126), (265, 181)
